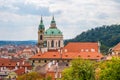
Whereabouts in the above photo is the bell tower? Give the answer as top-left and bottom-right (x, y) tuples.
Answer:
(38, 17), (45, 48)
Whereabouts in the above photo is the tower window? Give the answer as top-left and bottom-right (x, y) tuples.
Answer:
(51, 40), (54, 47)
(40, 31), (43, 33)
(40, 35), (43, 40)
(58, 40), (60, 47)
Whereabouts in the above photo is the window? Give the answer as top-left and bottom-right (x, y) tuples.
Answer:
(44, 60), (47, 63)
(39, 60), (41, 63)
(51, 40), (54, 47)
(40, 35), (43, 40)
(58, 40), (60, 47)
(33, 60), (35, 63)
(52, 31), (54, 34)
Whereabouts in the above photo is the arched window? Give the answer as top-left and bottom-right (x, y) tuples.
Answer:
(40, 35), (43, 40)
(51, 40), (54, 47)
(58, 40), (61, 47)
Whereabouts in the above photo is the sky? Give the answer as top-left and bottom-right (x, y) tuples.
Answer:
(0, 0), (120, 40)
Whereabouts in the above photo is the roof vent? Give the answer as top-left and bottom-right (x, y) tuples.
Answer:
(65, 55), (68, 57)
(97, 55), (100, 57)
(78, 55), (81, 57)
(53, 55), (56, 57)
(88, 55), (90, 57)
(38, 55), (41, 56)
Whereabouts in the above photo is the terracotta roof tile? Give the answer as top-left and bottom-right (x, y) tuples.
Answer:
(112, 42), (120, 51)
(64, 42), (99, 52)
(31, 51), (61, 59)
(14, 68), (25, 75)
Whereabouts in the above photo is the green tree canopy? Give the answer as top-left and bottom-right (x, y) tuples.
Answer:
(62, 58), (95, 80)
(98, 57), (120, 80)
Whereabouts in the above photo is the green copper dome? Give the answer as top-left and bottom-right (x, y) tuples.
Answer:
(45, 28), (62, 36)
(39, 17), (45, 30)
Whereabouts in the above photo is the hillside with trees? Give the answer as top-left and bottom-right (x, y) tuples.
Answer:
(64, 24), (120, 54)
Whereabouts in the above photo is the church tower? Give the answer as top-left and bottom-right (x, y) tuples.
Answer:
(38, 17), (45, 48)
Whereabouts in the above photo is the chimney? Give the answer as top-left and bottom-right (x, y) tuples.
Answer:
(22, 61), (25, 65)
(17, 62), (20, 66)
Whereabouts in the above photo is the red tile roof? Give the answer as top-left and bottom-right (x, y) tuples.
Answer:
(31, 52), (61, 59)
(64, 42), (99, 52)
(14, 68), (25, 75)
(112, 42), (120, 51)
(0, 58), (31, 67)
(62, 52), (103, 60)
(30, 42), (103, 60)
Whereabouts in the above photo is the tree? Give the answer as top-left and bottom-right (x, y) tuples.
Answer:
(98, 57), (120, 80)
(62, 58), (95, 80)
(17, 72), (44, 80)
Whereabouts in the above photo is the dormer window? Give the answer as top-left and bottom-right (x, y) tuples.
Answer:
(91, 49), (95, 52)
(81, 49), (84, 52)
(58, 31), (61, 34)
(86, 49), (89, 52)
(51, 31), (54, 34)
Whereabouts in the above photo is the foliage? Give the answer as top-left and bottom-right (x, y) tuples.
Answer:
(62, 58), (95, 80)
(17, 72), (43, 80)
(64, 24), (120, 54)
(98, 57), (120, 80)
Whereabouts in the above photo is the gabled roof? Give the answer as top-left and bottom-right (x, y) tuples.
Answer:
(112, 42), (120, 51)
(14, 68), (25, 76)
(64, 42), (99, 52)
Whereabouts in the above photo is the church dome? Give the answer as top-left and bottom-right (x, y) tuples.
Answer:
(45, 28), (62, 36)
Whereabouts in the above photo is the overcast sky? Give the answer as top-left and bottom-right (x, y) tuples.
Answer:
(0, 0), (120, 40)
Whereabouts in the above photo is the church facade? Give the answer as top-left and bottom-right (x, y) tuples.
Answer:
(38, 16), (64, 51)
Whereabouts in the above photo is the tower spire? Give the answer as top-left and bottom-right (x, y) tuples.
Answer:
(40, 16), (43, 23)
(50, 16), (56, 28)
(51, 15), (56, 24)
(39, 16), (45, 30)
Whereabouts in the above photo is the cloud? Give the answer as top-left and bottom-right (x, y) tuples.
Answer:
(0, 0), (120, 40)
